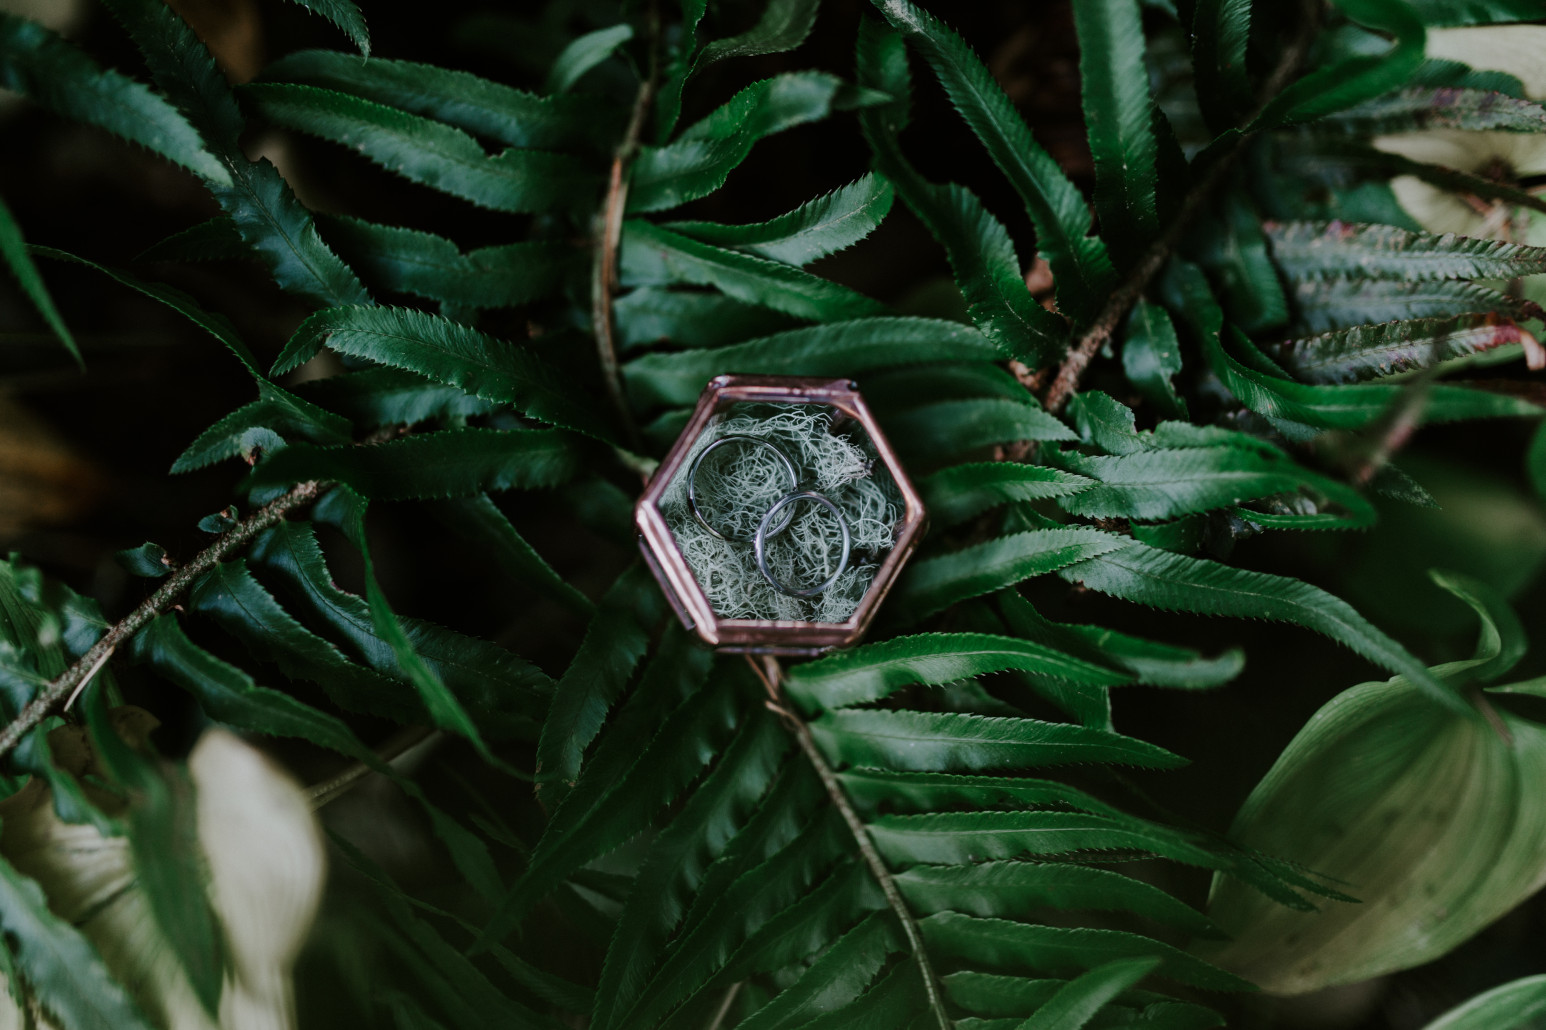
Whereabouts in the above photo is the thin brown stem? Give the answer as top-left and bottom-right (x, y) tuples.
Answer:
(593, 2), (660, 453)
(747, 655), (952, 1030)
(0, 480), (324, 764)
(1041, 6), (1319, 415)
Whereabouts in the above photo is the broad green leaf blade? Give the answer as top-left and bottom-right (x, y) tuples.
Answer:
(0, 852), (157, 1030)
(0, 197), (77, 362)
(547, 24), (633, 93)
(1072, 0), (1161, 257)
(0, 13), (228, 183)
(1058, 538), (1470, 712)
(261, 49), (618, 152)
(1288, 276), (1535, 335)
(919, 463), (1095, 528)
(1422, 975), (1546, 1030)
(249, 428), (582, 500)
(619, 220), (884, 321)
(785, 632), (1127, 712)
(1192, 0), (1252, 130)
(428, 494), (594, 617)
(1123, 300), (1187, 419)
(698, 0), (821, 67)
(1272, 314), (1537, 384)
(1265, 220), (1546, 281)
(241, 83), (598, 213)
(665, 173), (893, 266)
(1015, 958), (1161, 1030)
(889, 528), (1123, 623)
(536, 566), (662, 804)
(321, 215), (582, 309)
(869, 1), (1116, 323)
(274, 305), (609, 439)
(809, 708), (1184, 771)
(629, 72), (885, 213)
(283, 0), (370, 54)
(623, 317), (997, 407)
(883, 397), (1077, 463)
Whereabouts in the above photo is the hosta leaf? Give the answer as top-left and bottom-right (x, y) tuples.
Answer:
(623, 317), (996, 407)
(616, 288), (801, 350)
(0, 853), (156, 1030)
(0, 13), (227, 183)
(889, 527), (1123, 623)
(919, 463), (1096, 528)
(249, 427), (582, 500)
(869, 1), (1116, 323)
(242, 83), (598, 213)
(546, 24), (632, 93)
(883, 398), (1077, 463)
(629, 72), (885, 213)
(1015, 958), (1162, 1030)
(785, 632), (1127, 712)
(857, 19), (1068, 363)
(1192, 0), (1252, 130)
(809, 708), (1184, 771)
(0, 200), (76, 362)
(733, 913), (901, 1030)
(665, 173), (893, 266)
(1423, 975), (1546, 1030)
(1323, 86), (1546, 135)
(1057, 537), (1468, 712)
(1271, 313), (1538, 384)
(619, 220), (884, 321)
(1287, 276), (1534, 335)
(697, 0), (821, 67)
(276, 306), (608, 438)
(428, 494), (594, 617)
(536, 566), (663, 804)
(283, 0), (370, 54)
(261, 49), (617, 152)
(320, 216), (581, 309)
(1073, 0), (1161, 257)
(1122, 301), (1187, 419)
(920, 912), (1247, 990)
(895, 861), (1216, 936)
(1264, 220), (1546, 281)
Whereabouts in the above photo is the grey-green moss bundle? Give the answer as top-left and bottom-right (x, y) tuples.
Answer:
(660, 405), (904, 622)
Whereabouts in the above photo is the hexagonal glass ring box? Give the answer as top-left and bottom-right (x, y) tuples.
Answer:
(636, 375), (927, 655)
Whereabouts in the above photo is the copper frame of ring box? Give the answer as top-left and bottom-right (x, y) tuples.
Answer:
(635, 374), (929, 655)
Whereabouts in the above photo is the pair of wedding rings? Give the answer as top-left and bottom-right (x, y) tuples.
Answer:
(686, 435), (853, 599)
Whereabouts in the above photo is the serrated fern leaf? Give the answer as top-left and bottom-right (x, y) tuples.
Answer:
(546, 24), (633, 93)
(1013, 958), (1161, 1030)
(664, 173), (893, 266)
(1192, 0), (1252, 130)
(139, 216), (247, 263)
(295, 368), (498, 430)
(1272, 313), (1538, 383)
(1265, 220), (1546, 281)
(428, 495), (594, 617)
(883, 397), (1077, 464)
(868, 2), (1114, 324)
(732, 913), (900, 1030)
(615, 288), (802, 350)
(623, 317), (997, 407)
(242, 83), (597, 214)
(0, 197), (77, 362)
(1288, 276), (1536, 334)
(1123, 300), (1188, 419)
(697, 0), (822, 68)
(919, 463), (1096, 528)
(282, 0), (370, 55)
(1320, 86), (1546, 135)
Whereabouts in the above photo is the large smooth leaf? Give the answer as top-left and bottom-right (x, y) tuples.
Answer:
(1423, 975), (1546, 1030)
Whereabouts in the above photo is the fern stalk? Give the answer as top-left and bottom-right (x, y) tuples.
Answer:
(0, 480), (324, 762)
(748, 654), (953, 1030)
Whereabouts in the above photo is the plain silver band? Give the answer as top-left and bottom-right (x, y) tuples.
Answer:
(754, 491), (852, 598)
(686, 434), (800, 542)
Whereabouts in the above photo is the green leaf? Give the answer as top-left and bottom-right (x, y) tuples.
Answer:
(294, 368), (498, 430)
(1123, 301), (1187, 420)
(1265, 220), (1546, 281)
(1322, 86), (1546, 135)
(274, 305), (609, 439)
(1197, 193), (1289, 334)
(1066, 391), (1145, 455)
(1191, 0), (1252, 130)
(871, 810), (1214, 865)
(810, 708), (1183, 772)
(116, 542), (174, 579)
(665, 174), (893, 266)
(1272, 314), (1538, 384)
(919, 463), (1096, 528)
(1402, 0), (1546, 24)
(261, 49), (617, 152)
(547, 24), (633, 93)
(1015, 958), (1161, 1030)
(241, 83), (598, 213)
(883, 398), (1077, 463)
(785, 632), (1127, 712)
(856, 19), (1069, 363)
(428, 494), (594, 617)
(170, 398), (301, 473)
(0, 852), (156, 1030)
(139, 215), (248, 263)
(619, 220), (885, 321)
(1429, 569), (1527, 686)
(1072, 0), (1161, 258)
(320, 215), (581, 309)
(615, 288), (802, 350)
(536, 566), (663, 804)
(1287, 276), (1535, 335)
(920, 912), (1247, 991)
(868, 2), (1115, 323)
(733, 913), (901, 1030)
(1057, 537), (1470, 713)
(697, 0), (821, 67)
(889, 527), (1123, 623)
(283, 0), (370, 54)
(1422, 975), (1546, 1030)
(628, 72), (886, 213)
(0, 197), (77, 362)
(623, 317), (996, 407)
(0, 13), (228, 183)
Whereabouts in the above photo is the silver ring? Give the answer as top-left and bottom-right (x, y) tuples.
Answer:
(687, 434), (799, 542)
(754, 491), (852, 598)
